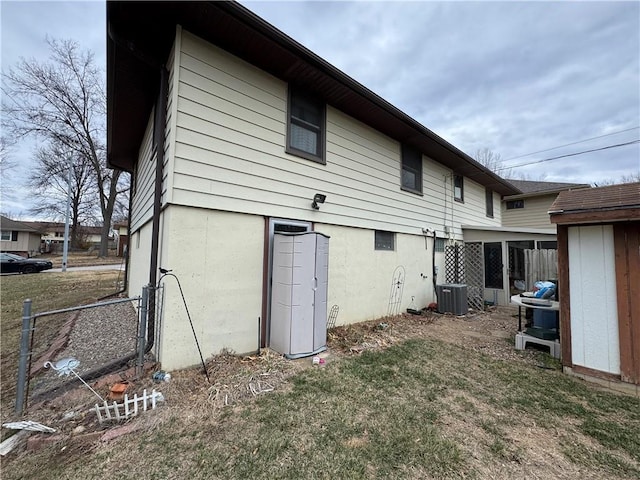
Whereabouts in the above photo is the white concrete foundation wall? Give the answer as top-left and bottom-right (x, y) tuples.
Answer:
(158, 206), (263, 370)
(568, 225), (619, 375)
(315, 223), (435, 325)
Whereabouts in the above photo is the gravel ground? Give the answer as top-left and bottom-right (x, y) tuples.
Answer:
(29, 300), (139, 401)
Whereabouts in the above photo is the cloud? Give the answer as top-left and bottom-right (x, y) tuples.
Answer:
(245, 1), (640, 183)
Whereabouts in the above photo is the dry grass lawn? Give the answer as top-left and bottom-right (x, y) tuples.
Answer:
(1, 287), (639, 479)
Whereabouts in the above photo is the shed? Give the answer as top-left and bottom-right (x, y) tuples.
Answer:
(550, 182), (640, 395)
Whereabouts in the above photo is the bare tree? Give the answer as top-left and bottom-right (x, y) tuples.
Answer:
(0, 136), (17, 202)
(593, 171), (640, 187)
(27, 142), (97, 248)
(2, 38), (127, 256)
(474, 147), (517, 179)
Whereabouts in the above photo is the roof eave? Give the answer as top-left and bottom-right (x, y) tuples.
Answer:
(106, 1), (519, 195)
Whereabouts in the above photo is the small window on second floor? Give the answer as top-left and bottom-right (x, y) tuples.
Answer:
(286, 87), (325, 164)
(401, 144), (422, 194)
(506, 199), (525, 210)
(454, 175), (464, 202)
(485, 188), (494, 218)
(375, 230), (395, 251)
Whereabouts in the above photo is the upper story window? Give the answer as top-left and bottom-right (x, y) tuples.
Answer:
(485, 188), (494, 218)
(454, 175), (464, 202)
(1, 231), (12, 241)
(401, 144), (422, 194)
(286, 87), (325, 164)
(506, 199), (525, 210)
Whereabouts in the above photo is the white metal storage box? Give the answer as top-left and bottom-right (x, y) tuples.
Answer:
(270, 232), (329, 359)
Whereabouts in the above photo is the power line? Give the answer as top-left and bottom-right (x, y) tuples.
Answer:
(502, 126), (640, 163)
(495, 140), (640, 171)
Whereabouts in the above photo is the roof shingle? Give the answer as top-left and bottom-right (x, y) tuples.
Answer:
(549, 182), (640, 214)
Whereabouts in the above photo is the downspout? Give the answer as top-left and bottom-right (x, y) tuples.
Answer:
(147, 65), (169, 354)
(432, 231), (438, 304)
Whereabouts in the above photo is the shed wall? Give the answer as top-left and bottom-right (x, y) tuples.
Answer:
(568, 225), (620, 375)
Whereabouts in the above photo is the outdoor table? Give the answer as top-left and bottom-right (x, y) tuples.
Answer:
(510, 294), (561, 358)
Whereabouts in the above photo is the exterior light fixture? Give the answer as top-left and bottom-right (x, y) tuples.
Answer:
(312, 193), (326, 210)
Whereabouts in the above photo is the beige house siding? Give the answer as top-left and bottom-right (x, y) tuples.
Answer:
(125, 27), (511, 369)
(502, 193), (558, 229)
(168, 29), (501, 240)
(130, 113), (157, 233)
(0, 232), (41, 256)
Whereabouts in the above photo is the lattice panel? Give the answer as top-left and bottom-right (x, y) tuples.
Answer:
(444, 243), (484, 311)
(445, 245), (465, 284)
(464, 243), (484, 311)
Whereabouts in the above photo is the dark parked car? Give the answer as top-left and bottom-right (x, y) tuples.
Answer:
(0, 253), (53, 274)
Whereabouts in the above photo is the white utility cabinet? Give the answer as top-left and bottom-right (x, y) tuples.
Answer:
(270, 232), (329, 359)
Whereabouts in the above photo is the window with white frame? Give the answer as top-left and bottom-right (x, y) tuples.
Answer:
(1, 231), (11, 241)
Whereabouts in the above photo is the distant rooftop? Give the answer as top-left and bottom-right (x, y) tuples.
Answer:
(0, 216), (44, 233)
(506, 179), (591, 197)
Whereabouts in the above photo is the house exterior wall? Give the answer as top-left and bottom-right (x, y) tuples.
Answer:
(125, 27), (507, 369)
(568, 225), (620, 375)
(502, 193), (558, 229)
(315, 223), (435, 326)
(156, 206), (264, 370)
(170, 29), (501, 239)
(0, 232), (41, 256)
(130, 110), (159, 233)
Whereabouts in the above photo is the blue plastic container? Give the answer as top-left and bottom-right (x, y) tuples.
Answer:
(533, 309), (558, 330)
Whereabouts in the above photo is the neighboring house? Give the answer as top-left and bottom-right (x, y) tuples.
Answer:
(550, 182), (640, 394)
(502, 180), (590, 229)
(461, 225), (558, 305)
(114, 221), (129, 257)
(25, 221), (115, 251)
(0, 216), (44, 257)
(107, 2), (519, 369)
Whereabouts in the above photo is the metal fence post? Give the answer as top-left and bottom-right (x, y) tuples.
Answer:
(15, 299), (32, 414)
(136, 285), (150, 377)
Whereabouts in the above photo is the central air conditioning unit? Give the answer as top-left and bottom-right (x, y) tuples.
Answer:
(436, 284), (468, 315)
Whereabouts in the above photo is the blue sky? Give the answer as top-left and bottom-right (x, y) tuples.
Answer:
(2, 1), (639, 219)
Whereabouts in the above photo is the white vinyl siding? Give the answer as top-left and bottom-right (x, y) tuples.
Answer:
(166, 29), (501, 239)
(502, 194), (558, 229)
(130, 38), (178, 233)
(130, 111), (157, 232)
(568, 225), (620, 375)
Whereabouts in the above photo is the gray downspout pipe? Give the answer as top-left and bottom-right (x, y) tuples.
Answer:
(147, 65), (169, 354)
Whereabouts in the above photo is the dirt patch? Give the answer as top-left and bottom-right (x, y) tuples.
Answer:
(328, 307), (544, 366)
